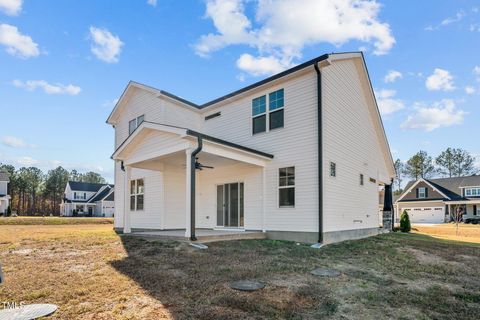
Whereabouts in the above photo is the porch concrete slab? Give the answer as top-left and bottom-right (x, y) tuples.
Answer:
(128, 229), (267, 243)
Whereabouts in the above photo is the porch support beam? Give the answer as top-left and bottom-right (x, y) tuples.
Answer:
(123, 165), (131, 233)
(185, 149), (192, 239)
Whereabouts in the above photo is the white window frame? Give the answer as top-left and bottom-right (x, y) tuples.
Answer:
(418, 187), (426, 199)
(129, 114), (145, 135)
(465, 187), (480, 197)
(130, 178), (145, 212)
(251, 88), (285, 135)
(278, 166), (295, 208)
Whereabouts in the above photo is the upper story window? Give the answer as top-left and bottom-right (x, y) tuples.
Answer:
(73, 192), (86, 200)
(129, 115), (145, 135)
(360, 174), (364, 186)
(252, 88), (284, 135)
(418, 187), (427, 198)
(465, 187), (480, 197)
(279, 167), (295, 207)
(130, 179), (145, 211)
(252, 96), (266, 134)
(269, 89), (284, 130)
(329, 162), (336, 177)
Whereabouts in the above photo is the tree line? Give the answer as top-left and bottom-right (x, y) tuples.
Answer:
(0, 164), (107, 216)
(394, 148), (477, 194)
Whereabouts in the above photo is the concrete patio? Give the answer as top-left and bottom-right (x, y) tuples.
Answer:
(127, 229), (267, 243)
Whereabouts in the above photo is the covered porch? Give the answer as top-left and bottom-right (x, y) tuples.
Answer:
(112, 122), (273, 240)
(445, 199), (480, 221)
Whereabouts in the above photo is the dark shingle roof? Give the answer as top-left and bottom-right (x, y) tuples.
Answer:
(402, 175), (480, 201)
(68, 181), (113, 192)
(104, 191), (114, 201)
(0, 172), (10, 182)
(88, 186), (113, 203)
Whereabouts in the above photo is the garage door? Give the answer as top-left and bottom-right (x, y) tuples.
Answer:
(403, 207), (445, 224)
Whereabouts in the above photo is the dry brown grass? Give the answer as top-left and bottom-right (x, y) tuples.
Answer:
(413, 223), (480, 244)
(1, 225), (479, 319)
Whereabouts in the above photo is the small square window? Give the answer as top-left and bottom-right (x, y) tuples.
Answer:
(253, 115), (266, 134)
(330, 162), (336, 177)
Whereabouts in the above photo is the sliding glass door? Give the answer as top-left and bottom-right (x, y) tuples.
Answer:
(216, 182), (244, 228)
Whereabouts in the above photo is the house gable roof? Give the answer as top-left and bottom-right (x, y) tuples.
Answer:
(88, 186), (113, 203)
(68, 181), (113, 193)
(396, 178), (451, 202)
(396, 175), (480, 203)
(106, 51), (394, 178)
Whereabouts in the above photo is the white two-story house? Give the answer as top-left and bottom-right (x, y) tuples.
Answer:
(60, 181), (115, 217)
(0, 172), (10, 215)
(107, 52), (396, 244)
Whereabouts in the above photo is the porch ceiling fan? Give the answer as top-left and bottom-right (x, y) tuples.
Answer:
(182, 157), (215, 170)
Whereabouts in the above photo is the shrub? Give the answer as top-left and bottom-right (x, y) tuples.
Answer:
(400, 210), (411, 233)
(6, 206), (11, 217)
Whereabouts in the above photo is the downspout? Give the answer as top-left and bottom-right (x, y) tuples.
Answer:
(190, 136), (203, 241)
(314, 62), (323, 244)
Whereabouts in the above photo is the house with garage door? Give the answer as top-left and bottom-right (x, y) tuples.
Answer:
(395, 175), (480, 224)
(60, 181), (115, 217)
(107, 52), (396, 244)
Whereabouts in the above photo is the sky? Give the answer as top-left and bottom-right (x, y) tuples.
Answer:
(0, 0), (479, 183)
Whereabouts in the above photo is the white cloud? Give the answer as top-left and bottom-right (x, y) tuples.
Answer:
(2, 136), (28, 148)
(195, 0), (395, 76)
(0, 0), (22, 15)
(401, 99), (466, 131)
(375, 89), (405, 115)
(425, 68), (455, 91)
(236, 54), (292, 76)
(473, 66), (480, 79)
(0, 23), (39, 58)
(13, 79), (81, 95)
(384, 70), (402, 83)
(89, 26), (123, 63)
(426, 10), (466, 30)
(465, 86), (475, 94)
(147, 0), (157, 6)
(102, 98), (119, 108)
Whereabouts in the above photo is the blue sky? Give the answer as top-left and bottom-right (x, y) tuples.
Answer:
(0, 0), (479, 182)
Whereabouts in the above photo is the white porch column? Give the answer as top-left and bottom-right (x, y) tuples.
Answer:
(185, 148), (192, 238)
(123, 165), (132, 234)
(262, 167), (267, 232)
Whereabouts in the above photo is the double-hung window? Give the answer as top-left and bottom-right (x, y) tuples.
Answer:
(279, 167), (295, 207)
(129, 115), (145, 135)
(252, 89), (284, 134)
(269, 89), (284, 130)
(465, 188), (480, 196)
(418, 187), (426, 199)
(252, 96), (267, 134)
(130, 179), (145, 211)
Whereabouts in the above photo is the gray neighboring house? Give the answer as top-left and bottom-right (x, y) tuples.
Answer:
(395, 175), (480, 224)
(0, 172), (10, 215)
(60, 181), (115, 217)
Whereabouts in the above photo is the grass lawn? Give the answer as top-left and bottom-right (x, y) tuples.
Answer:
(413, 223), (480, 244)
(1, 225), (479, 319)
(0, 216), (114, 225)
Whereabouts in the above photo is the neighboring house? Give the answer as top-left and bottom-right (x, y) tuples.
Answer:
(395, 175), (480, 224)
(0, 172), (10, 215)
(107, 52), (396, 244)
(60, 181), (115, 217)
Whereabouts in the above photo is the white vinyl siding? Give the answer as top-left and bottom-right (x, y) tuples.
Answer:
(323, 58), (391, 233)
